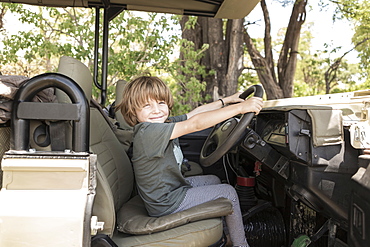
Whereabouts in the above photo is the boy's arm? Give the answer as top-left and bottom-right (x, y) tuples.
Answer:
(186, 92), (244, 119)
(171, 97), (263, 140)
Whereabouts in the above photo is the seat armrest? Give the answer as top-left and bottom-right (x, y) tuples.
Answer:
(117, 195), (232, 235)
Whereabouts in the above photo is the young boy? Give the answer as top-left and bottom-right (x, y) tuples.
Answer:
(116, 76), (263, 247)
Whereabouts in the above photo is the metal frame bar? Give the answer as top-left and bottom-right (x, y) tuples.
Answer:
(92, 4), (125, 106)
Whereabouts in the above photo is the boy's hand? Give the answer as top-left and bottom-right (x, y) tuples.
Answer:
(223, 92), (245, 104)
(239, 97), (264, 115)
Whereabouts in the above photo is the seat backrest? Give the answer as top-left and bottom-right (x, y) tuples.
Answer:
(56, 56), (134, 236)
(115, 80), (133, 130)
(89, 106), (134, 235)
(114, 80), (127, 128)
(53, 55), (94, 151)
(56, 56), (92, 103)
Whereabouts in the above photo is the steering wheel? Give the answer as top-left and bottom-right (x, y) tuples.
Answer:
(199, 84), (264, 167)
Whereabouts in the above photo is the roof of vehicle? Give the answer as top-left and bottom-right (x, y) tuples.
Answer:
(0, 0), (260, 19)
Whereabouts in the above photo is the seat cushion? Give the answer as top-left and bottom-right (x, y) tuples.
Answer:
(113, 218), (225, 247)
(183, 161), (203, 177)
(117, 195), (232, 235)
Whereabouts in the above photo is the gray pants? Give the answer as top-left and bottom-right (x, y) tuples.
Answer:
(173, 175), (248, 247)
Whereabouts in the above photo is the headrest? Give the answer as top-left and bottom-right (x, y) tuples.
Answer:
(115, 80), (128, 126)
(115, 80), (126, 103)
(56, 56), (93, 103)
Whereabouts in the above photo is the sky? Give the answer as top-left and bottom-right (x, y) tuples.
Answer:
(3, 1), (359, 63)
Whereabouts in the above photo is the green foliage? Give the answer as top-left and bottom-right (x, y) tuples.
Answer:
(1, 4), (212, 112)
(238, 70), (260, 92)
(333, 0), (370, 86)
(0, 4), (181, 105)
(295, 46), (365, 96)
(168, 39), (211, 116)
(294, 20), (367, 96)
(183, 16), (197, 29)
(108, 12), (179, 81)
(295, 30), (327, 97)
(0, 4), (95, 72)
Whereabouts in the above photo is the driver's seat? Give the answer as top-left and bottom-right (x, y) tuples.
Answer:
(57, 56), (233, 246)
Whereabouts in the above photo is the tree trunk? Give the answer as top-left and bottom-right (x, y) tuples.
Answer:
(201, 18), (244, 101)
(277, 0), (307, 98)
(180, 16), (244, 102)
(0, 6), (6, 31)
(244, 31), (283, 99)
(200, 17), (227, 101)
(225, 18), (244, 96)
(244, 0), (307, 99)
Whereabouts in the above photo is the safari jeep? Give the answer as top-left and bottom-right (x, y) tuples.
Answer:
(1, 1), (370, 247)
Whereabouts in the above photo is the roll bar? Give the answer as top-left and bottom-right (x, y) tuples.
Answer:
(11, 73), (90, 152)
(93, 6), (126, 106)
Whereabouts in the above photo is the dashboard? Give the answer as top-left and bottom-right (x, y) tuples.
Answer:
(261, 120), (287, 147)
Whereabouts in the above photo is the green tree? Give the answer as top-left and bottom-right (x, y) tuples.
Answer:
(295, 23), (324, 96)
(0, 3), (181, 104)
(0, 4), (96, 77)
(330, 0), (370, 88)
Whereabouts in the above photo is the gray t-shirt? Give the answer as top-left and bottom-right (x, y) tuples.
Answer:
(132, 115), (191, 217)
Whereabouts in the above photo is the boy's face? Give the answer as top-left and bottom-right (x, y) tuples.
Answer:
(135, 98), (169, 124)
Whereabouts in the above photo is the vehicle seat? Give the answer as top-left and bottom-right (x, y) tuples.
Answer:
(57, 56), (233, 246)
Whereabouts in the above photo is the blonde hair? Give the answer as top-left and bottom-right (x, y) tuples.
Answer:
(115, 76), (174, 126)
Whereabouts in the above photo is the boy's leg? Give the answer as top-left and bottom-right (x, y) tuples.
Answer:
(184, 174), (220, 187)
(173, 183), (248, 247)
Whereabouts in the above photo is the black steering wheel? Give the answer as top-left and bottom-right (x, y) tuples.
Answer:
(199, 84), (264, 167)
